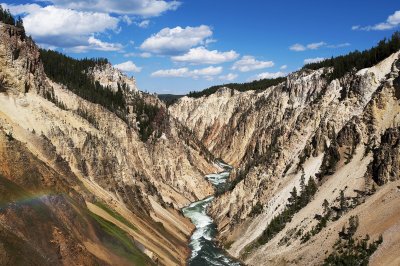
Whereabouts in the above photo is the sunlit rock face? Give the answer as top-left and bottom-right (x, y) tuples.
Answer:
(0, 22), (218, 266)
(171, 51), (400, 265)
(88, 63), (138, 93)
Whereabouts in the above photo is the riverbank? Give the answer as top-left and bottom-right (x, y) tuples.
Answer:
(182, 169), (242, 265)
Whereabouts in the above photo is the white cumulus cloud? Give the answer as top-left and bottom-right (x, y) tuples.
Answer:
(306, 42), (326, 50)
(304, 57), (325, 64)
(250, 71), (286, 81)
(88, 36), (122, 51)
(327, 43), (351, 48)
(6, 4), (119, 37)
(140, 25), (213, 54)
(151, 66), (222, 79)
(137, 20), (150, 28)
(1, 3), (42, 14)
(3, 4), (121, 50)
(191, 66), (223, 76)
(121, 15), (133, 25)
(71, 36), (123, 52)
(151, 67), (189, 77)
(114, 61), (142, 72)
(352, 10), (400, 31)
(290, 41), (349, 51)
(34, 0), (181, 17)
(290, 41), (326, 51)
(289, 43), (306, 51)
(219, 73), (238, 81)
(280, 65), (288, 70)
(171, 47), (239, 64)
(124, 52), (152, 58)
(232, 56), (274, 72)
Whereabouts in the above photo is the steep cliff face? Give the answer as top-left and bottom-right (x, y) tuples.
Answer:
(88, 63), (138, 93)
(0, 130), (155, 266)
(0, 22), (217, 266)
(171, 51), (400, 265)
(0, 24), (46, 94)
(367, 127), (400, 185)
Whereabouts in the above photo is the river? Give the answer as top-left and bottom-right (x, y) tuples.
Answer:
(182, 165), (242, 266)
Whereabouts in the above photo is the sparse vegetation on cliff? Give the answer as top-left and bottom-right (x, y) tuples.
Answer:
(39, 49), (168, 142)
(133, 94), (167, 142)
(0, 5), (25, 39)
(301, 187), (376, 243)
(187, 77), (286, 98)
(0, 5), (23, 29)
(39, 49), (126, 115)
(243, 175), (318, 256)
(157, 94), (184, 106)
(304, 31), (400, 81)
(323, 216), (383, 266)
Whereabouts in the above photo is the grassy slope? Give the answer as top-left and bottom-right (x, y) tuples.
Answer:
(0, 132), (154, 265)
(94, 201), (138, 231)
(89, 211), (154, 265)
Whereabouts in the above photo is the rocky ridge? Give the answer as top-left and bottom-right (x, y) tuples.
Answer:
(0, 22), (218, 266)
(88, 63), (138, 93)
(170, 50), (400, 265)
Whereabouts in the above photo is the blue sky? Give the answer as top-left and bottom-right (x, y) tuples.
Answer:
(2, 1), (400, 94)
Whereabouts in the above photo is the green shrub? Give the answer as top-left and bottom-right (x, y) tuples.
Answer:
(323, 216), (383, 266)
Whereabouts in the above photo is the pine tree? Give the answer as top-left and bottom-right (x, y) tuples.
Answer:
(0, 7), (15, 26)
(304, 31), (400, 82)
(306, 176), (317, 199)
(288, 186), (298, 210)
(347, 215), (359, 237)
(299, 173), (307, 205)
(322, 199), (329, 214)
(16, 16), (25, 39)
(300, 173), (306, 193)
(16, 16), (24, 30)
(256, 173), (320, 247)
(339, 190), (346, 212)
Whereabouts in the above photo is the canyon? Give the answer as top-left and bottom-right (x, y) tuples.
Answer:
(170, 48), (400, 265)
(1, 18), (400, 266)
(0, 22), (218, 265)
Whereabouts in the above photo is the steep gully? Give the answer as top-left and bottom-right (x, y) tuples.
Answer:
(182, 162), (242, 265)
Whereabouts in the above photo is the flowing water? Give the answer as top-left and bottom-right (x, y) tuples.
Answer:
(182, 167), (242, 266)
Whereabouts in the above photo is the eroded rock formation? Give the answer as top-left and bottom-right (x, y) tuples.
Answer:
(171, 50), (400, 265)
(0, 22), (218, 266)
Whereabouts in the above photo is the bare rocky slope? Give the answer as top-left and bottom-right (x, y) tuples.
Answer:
(0, 22), (219, 265)
(171, 50), (400, 265)
(2, 16), (400, 265)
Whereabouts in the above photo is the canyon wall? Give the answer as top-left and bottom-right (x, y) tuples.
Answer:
(171, 51), (400, 265)
(0, 22), (218, 266)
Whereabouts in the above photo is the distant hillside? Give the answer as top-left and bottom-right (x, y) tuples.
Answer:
(187, 77), (286, 98)
(303, 31), (400, 81)
(185, 32), (400, 100)
(157, 94), (184, 106)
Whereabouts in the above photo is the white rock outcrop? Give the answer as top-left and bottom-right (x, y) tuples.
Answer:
(171, 51), (400, 265)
